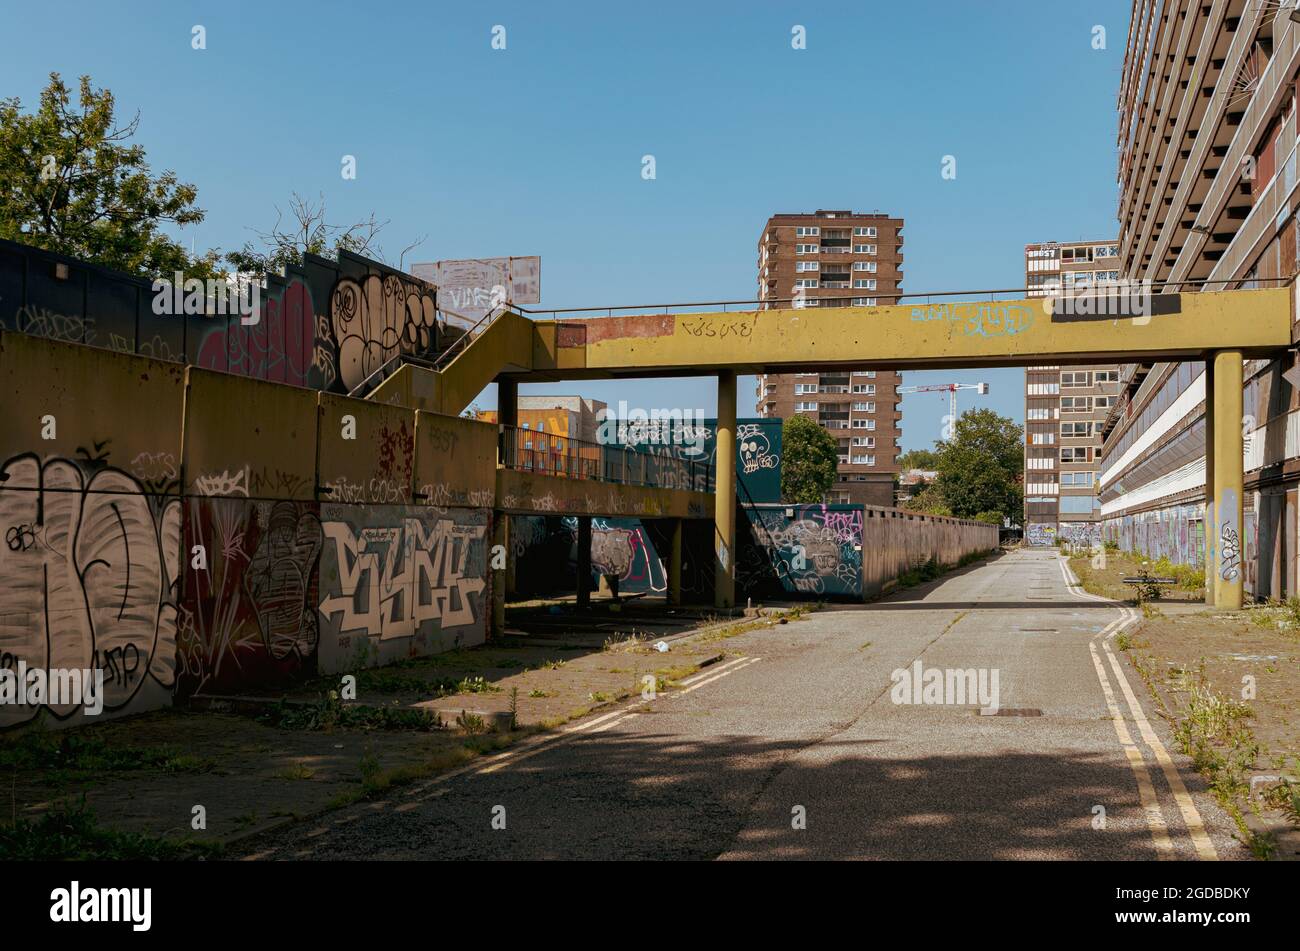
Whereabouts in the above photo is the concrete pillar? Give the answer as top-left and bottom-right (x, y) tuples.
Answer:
(715, 371), (737, 609)
(576, 515), (592, 607)
(503, 514), (516, 601)
(1203, 359), (1216, 606)
(1211, 350), (1244, 609)
(491, 512), (508, 636)
(497, 378), (518, 469)
(497, 379), (518, 426)
(668, 518), (683, 605)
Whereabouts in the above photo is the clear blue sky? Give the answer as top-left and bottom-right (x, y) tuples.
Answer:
(2, 0), (1128, 450)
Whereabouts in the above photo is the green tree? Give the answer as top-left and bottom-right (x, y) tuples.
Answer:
(903, 482), (952, 516)
(0, 73), (217, 278)
(780, 414), (838, 503)
(933, 408), (1024, 521)
(897, 448), (939, 471)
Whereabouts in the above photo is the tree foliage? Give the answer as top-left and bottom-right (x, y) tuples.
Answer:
(0, 73), (216, 278)
(897, 448), (939, 471)
(933, 409), (1023, 521)
(0, 75), (423, 285)
(903, 408), (1023, 522)
(780, 414), (839, 503)
(903, 482), (951, 516)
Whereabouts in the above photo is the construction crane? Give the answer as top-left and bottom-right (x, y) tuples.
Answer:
(897, 382), (990, 426)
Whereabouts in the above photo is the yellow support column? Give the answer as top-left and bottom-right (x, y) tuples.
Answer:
(668, 518), (683, 605)
(1211, 351), (1244, 609)
(715, 371), (737, 610)
(1203, 359), (1216, 606)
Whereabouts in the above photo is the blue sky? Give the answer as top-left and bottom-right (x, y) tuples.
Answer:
(2, 0), (1128, 450)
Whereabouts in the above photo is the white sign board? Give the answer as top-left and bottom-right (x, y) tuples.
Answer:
(412, 256), (541, 325)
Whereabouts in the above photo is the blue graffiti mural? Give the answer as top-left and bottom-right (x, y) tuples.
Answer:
(738, 504), (863, 599)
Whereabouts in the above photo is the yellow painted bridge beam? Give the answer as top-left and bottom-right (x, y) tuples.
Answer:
(524, 288), (1292, 377)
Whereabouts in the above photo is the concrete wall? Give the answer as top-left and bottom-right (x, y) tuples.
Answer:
(0, 334), (186, 730)
(1102, 503), (1206, 569)
(855, 507), (998, 599)
(496, 469), (711, 519)
(506, 502), (998, 605)
(0, 332), (496, 728)
(740, 504), (997, 601)
(0, 237), (442, 398)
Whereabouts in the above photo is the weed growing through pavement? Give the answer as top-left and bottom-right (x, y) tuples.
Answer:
(455, 711), (487, 735)
(260, 694), (443, 732)
(0, 731), (214, 776)
(0, 795), (221, 860)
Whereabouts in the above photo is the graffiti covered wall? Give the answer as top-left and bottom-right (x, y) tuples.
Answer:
(609, 417), (782, 501)
(508, 515), (668, 597)
(0, 335), (188, 728)
(317, 506), (488, 672)
(0, 332), (497, 729)
(178, 499), (322, 696)
(1102, 504), (1206, 567)
(738, 504), (864, 598)
(0, 453), (182, 729)
(0, 238), (442, 397)
(1057, 522), (1102, 547)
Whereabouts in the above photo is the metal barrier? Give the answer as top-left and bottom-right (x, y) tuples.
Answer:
(498, 424), (713, 492)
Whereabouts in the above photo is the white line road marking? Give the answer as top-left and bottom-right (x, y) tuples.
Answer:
(678, 655), (751, 685)
(427, 656), (765, 781)
(669, 656), (763, 697)
(1058, 555), (1218, 860)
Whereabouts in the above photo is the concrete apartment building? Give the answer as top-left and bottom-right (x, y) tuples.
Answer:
(1101, 3), (1300, 599)
(755, 210), (905, 506)
(1022, 241), (1124, 546)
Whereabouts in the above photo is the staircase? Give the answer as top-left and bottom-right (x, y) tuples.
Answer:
(348, 303), (536, 415)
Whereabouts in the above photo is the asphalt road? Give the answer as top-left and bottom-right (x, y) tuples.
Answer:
(241, 550), (1246, 860)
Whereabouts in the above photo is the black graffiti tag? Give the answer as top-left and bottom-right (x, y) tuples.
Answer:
(5, 522), (38, 551)
(1219, 525), (1241, 582)
(679, 316), (753, 340)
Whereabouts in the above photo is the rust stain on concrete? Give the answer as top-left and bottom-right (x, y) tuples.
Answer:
(565, 314), (676, 345)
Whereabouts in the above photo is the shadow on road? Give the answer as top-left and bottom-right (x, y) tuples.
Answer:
(237, 730), (1186, 861)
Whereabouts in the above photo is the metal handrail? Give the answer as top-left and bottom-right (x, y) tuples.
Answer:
(347, 352), (443, 399)
(498, 424), (714, 492)
(430, 303), (509, 370)
(509, 277), (1294, 318)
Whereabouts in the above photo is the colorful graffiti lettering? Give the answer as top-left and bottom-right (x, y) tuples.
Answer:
(317, 507), (488, 670)
(1025, 523), (1058, 547)
(739, 504), (863, 599)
